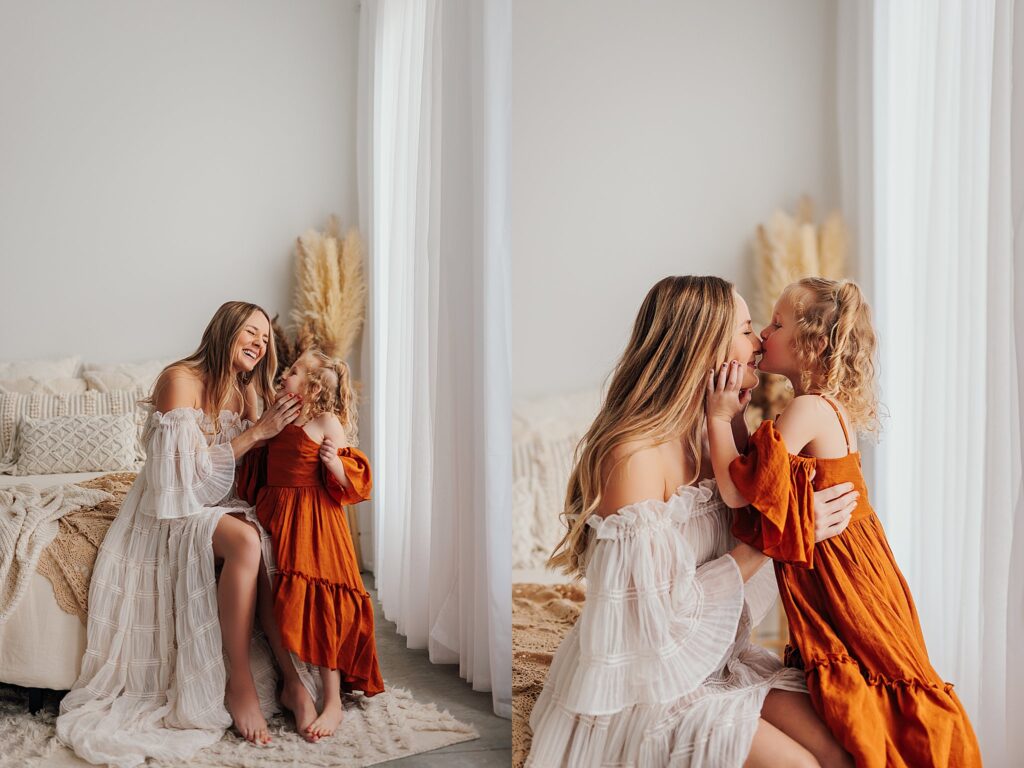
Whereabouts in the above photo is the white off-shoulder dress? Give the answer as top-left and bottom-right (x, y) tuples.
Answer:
(56, 407), (321, 768)
(526, 480), (807, 767)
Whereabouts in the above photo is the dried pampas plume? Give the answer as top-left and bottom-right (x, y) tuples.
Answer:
(290, 215), (367, 362)
(746, 196), (849, 431)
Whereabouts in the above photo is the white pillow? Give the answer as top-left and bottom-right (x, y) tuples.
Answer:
(9, 413), (138, 475)
(82, 359), (175, 393)
(0, 389), (148, 462)
(0, 377), (88, 395)
(0, 356), (81, 380)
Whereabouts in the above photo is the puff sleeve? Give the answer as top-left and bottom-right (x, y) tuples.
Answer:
(729, 420), (817, 568)
(535, 490), (746, 717)
(322, 447), (372, 505)
(142, 409), (236, 519)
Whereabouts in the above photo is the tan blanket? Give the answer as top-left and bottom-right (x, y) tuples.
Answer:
(512, 581), (586, 768)
(36, 472), (136, 623)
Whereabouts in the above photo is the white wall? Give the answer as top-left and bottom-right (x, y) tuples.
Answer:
(512, 0), (839, 398)
(0, 0), (375, 566)
(0, 0), (360, 363)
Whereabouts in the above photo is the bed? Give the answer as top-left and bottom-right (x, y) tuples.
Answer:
(0, 356), (166, 706)
(0, 471), (110, 716)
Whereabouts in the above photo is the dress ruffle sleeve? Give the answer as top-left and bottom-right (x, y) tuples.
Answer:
(322, 447), (373, 505)
(142, 409), (236, 519)
(729, 420), (817, 568)
(551, 490), (745, 715)
(236, 444), (267, 505)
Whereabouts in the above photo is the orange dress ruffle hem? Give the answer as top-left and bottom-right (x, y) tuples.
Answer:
(729, 420), (981, 768)
(237, 423), (384, 696)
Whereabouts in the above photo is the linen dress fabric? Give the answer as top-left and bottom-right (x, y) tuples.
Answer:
(526, 479), (807, 767)
(55, 407), (322, 768)
(236, 423), (383, 695)
(729, 404), (982, 768)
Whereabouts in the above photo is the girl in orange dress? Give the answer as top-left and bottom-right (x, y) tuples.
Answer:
(705, 278), (981, 768)
(237, 348), (383, 741)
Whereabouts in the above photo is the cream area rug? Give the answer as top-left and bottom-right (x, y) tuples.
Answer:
(0, 684), (478, 767)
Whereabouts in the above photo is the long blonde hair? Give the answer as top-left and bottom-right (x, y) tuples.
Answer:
(296, 348), (359, 446)
(548, 276), (736, 577)
(147, 300), (278, 432)
(783, 278), (880, 435)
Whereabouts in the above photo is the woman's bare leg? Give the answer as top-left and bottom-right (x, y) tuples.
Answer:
(745, 719), (820, 768)
(760, 690), (854, 768)
(255, 565), (318, 742)
(212, 514), (269, 745)
(308, 667), (345, 738)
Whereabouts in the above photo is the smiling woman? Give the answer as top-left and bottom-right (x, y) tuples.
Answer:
(53, 300), (317, 766)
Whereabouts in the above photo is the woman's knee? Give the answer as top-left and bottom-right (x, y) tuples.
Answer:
(216, 516), (262, 568)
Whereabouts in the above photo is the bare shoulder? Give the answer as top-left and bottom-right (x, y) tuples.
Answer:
(153, 365), (202, 412)
(595, 440), (667, 518)
(312, 412), (349, 446)
(775, 395), (829, 453)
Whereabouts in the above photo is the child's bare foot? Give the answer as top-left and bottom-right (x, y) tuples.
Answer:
(307, 699), (345, 739)
(226, 677), (270, 745)
(280, 679), (319, 743)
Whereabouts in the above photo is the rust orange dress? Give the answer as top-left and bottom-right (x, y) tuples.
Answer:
(237, 423), (384, 696)
(729, 397), (981, 768)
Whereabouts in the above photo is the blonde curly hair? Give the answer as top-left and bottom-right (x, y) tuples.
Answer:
(293, 348), (359, 446)
(783, 277), (881, 436)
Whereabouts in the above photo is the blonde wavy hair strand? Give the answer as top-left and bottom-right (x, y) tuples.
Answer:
(547, 276), (737, 577)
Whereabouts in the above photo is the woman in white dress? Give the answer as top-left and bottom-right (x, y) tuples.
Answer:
(527, 277), (859, 767)
(56, 301), (320, 767)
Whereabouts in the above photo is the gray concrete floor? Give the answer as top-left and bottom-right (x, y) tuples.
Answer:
(365, 572), (511, 768)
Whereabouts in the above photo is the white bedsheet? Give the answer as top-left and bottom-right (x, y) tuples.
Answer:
(0, 471), (107, 690)
(0, 471), (109, 490)
(0, 571), (85, 689)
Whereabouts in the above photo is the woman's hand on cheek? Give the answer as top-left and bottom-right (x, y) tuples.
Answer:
(253, 392), (302, 440)
(705, 360), (746, 423)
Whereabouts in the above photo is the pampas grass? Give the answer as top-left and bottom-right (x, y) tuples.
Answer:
(746, 197), (849, 430)
(290, 216), (367, 363)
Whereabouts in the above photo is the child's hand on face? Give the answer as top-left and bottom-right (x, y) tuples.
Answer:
(319, 436), (341, 468)
(706, 360), (752, 424)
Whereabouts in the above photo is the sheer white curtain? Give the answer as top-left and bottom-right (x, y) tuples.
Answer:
(840, 0), (1024, 761)
(356, 0), (512, 719)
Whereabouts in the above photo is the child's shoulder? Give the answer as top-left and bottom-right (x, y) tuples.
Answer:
(774, 395), (835, 452)
(309, 411), (346, 439)
(779, 394), (832, 419)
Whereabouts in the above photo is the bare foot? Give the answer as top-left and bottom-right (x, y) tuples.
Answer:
(226, 677), (270, 745)
(307, 699), (345, 739)
(280, 679), (319, 743)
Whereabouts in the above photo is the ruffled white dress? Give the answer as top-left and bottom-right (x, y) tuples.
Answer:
(56, 407), (320, 768)
(526, 480), (807, 767)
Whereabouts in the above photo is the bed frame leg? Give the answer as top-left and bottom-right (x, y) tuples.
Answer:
(27, 687), (44, 714)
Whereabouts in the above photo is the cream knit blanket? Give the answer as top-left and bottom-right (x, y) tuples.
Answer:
(0, 482), (111, 622)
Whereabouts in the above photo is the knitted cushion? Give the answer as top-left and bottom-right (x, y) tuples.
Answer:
(12, 414), (139, 475)
(82, 359), (174, 393)
(0, 389), (148, 464)
(0, 377), (88, 395)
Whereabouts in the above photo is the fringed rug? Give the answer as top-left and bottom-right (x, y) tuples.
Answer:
(0, 683), (477, 767)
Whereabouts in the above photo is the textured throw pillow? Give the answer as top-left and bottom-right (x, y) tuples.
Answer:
(0, 377), (88, 395)
(11, 413), (138, 475)
(0, 356), (81, 380)
(0, 389), (148, 463)
(83, 359), (174, 393)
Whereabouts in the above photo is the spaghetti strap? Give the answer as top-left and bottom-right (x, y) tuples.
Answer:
(818, 395), (852, 454)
